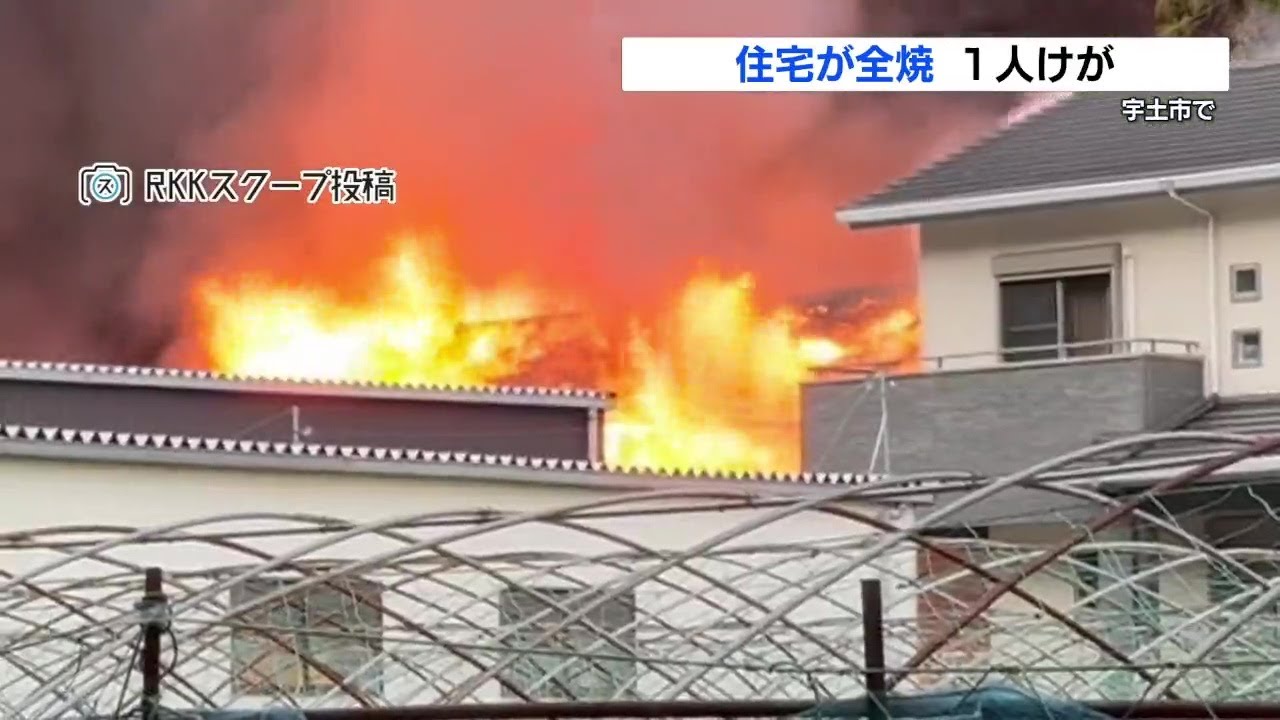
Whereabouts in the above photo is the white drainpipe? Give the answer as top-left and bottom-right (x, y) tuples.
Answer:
(1121, 251), (1137, 341)
(1164, 186), (1218, 394)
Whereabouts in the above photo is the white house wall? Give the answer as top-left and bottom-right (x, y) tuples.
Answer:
(979, 523), (1131, 696)
(918, 185), (1280, 397)
(979, 518), (1260, 700)
(0, 454), (920, 709)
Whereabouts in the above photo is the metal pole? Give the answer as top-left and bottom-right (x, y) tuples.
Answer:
(137, 567), (168, 720)
(861, 578), (887, 720)
(878, 374), (891, 476)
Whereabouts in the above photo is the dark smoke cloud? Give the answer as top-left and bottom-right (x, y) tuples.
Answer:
(0, 0), (1158, 366)
(859, 0), (1153, 39)
(0, 0), (332, 364)
(842, 0), (1156, 113)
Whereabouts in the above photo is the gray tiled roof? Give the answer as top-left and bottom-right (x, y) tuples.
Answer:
(1068, 395), (1280, 472)
(838, 61), (1280, 227)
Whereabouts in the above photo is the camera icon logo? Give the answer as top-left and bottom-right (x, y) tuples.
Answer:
(78, 162), (134, 206)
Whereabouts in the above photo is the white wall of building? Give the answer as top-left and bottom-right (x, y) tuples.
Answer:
(918, 185), (1280, 397)
(979, 518), (1256, 699)
(0, 452), (919, 709)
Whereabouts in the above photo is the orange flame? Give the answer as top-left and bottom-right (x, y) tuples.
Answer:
(197, 236), (553, 387)
(194, 233), (918, 472)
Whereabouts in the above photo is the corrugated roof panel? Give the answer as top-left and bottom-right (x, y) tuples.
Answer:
(0, 358), (613, 406)
(1068, 395), (1280, 471)
(0, 421), (887, 488)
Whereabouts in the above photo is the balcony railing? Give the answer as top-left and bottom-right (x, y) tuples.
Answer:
(922, 337), (1201, 372)
(812, 338), (1201, 380)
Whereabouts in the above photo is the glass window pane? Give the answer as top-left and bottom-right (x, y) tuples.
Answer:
(1001, 327), (1059, 361)
(1234, 266), (1259, 295)
(1234, 330), (1262, 366)
(497, 587), (637, 700)
(229, 578), (383, 697)
(1063, 274), (1112, 354)
(1000, 280), (1057, 328)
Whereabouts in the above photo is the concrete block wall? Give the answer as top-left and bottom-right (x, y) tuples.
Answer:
(801, 355), (1205, 476)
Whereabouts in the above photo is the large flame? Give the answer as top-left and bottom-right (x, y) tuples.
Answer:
(195, 233), (918, 473)
(198, 237), (552, 388)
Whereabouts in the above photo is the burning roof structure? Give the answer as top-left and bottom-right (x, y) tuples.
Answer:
(181, 236), (920, 474)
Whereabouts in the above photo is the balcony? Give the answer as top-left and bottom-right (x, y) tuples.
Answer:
(802, 338), (1205, 476)
(916, 337), (1200, 371)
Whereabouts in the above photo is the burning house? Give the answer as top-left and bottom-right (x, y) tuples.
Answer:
(184, 236), (920, 474)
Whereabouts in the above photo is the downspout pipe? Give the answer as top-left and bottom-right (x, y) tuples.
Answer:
(1164, 186), (1218, 395)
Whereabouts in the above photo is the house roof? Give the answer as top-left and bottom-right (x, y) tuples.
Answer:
(0, 358), (613, 409)
(836, 61), (1280, 228)
(1063, 394), (1280, 476)
(0, 421), (904, 496)
(0, 358), (614, 462)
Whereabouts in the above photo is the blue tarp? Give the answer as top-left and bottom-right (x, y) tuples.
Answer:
(192, 688), (1105, 720)
(805, 686), (1111, 719)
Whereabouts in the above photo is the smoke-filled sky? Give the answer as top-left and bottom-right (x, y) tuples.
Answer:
(0, 0), (1157, 366)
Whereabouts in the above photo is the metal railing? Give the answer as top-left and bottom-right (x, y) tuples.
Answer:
(922, 337), (1201, 371)
(809, 338), (1201, 380)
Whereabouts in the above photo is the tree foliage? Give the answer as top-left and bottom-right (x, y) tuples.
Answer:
(1156, 0), (1280, 40)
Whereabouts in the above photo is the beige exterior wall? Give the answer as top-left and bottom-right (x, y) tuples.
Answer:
(918, 185), (1280, 397)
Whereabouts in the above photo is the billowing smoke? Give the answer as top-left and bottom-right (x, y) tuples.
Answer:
(0, 0), (331, 363)
(0, 0), (1157, 366)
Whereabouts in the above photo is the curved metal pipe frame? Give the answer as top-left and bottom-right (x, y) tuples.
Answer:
(6, 431), (1280, 715)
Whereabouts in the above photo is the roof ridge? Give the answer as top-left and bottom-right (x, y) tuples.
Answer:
(0, 358), (614, 401)
(0, 421), (880, 487)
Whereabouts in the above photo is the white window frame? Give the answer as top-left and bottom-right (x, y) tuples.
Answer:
(997, 269), (1116, 362)
(1204, 511), (1280, 612)
(497, 586), (638, 701)
(228, 577), (384, 697)
(1230, 263), (1262, 303)
(1232, 328), (1263, 369)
